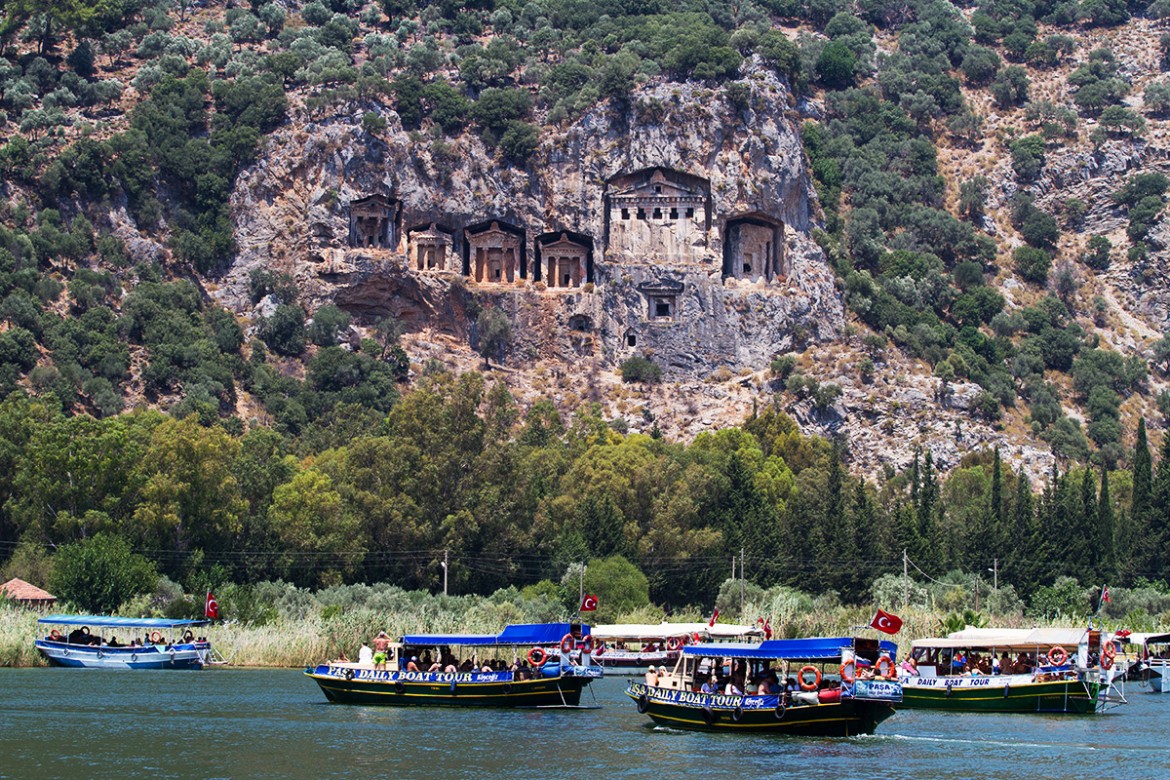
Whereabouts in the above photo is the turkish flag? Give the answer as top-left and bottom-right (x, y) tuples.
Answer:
(205, 591), (219, 620)
(1101, 585), (1111, 603)
(870, 609), (902, 634)
(580, 594), (598, 612)
(708, 608), (719, 627)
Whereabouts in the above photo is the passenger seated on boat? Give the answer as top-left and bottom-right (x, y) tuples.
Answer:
(459, 659), (475, 672)
(701, 676), (719, 694)
(406, 656), (421, 672)
(786, 677), (799, 692)
(106, 635), (122, 648)
(763, 672), (783, 694)
(900, 657), (917, 677)
(644, 642), (658, 653)
(724, 679), (744, 696)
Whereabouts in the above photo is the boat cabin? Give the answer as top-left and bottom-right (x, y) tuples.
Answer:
(908, 626), (1106, 678)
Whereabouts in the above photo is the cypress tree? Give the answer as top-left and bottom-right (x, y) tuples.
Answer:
(1097, 469), (1115, 584)
(919, 451), (938, 545)
(1151, 433), (1170, 577)
(989, 447), (1005, 563)
(1131, 419), (1153, 577)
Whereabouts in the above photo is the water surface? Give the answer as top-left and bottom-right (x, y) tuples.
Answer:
(1, 669), (1166, 779)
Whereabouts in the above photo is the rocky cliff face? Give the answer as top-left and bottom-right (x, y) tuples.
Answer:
(221, 64), (842, 376)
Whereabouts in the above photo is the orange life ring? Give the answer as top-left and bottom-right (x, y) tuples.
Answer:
(839, 658), (856, 683)
(560, 633), (575, 654)
(593, 641), (606, 657)
(875, 655), (894, 679)
(527, 647), (547, 666)
(1047, 645), (1068, 666)
(799, 665), (821, 691)
(580, 634), (595, 654)
(666, 636), (683, 652)
(150, 631), (163, 644)
(49, 629), (61, 641)
(1101, 641), (1117, 666)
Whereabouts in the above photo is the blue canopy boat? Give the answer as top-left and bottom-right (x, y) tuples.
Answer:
(36, 615), (214, 669)
(626, 636), (903, 735)
(306, 622), (604, 707)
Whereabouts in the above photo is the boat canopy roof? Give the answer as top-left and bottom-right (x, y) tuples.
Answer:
(912, 626), (1091, 650)
(681, 636), (896, 661)
(402, 622), (588, 647)
(1121, 632), (1170, 647)
(37, 614), (211, 629)
(590, 622), (763, 640)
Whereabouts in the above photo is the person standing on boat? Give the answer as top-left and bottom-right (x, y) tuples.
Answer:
(373, 631), (391, 670)
(645, 664), (658, 687)
(358, 643), (374, 666)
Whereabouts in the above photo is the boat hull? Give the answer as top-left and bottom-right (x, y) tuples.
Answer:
(625, 683), (897, 736)
(306, 665), (598, 707)
(898, 675), (1100, 713)
(35, 639), (209, 670)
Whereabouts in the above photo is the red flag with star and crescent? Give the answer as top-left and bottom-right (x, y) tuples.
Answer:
(205, 591), (219, 620)
(580, 594), (598, 612)
(870, 609), (902, 634)
(708, 608), (719, 627)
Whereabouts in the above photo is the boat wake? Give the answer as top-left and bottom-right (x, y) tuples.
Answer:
(880, 733), (1170, 754)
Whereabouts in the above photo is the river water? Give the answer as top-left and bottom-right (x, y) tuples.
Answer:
(1, 669), (1167, 779)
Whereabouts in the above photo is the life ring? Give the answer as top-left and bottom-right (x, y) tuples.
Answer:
(875, 655), (894, 679)
(1047, 645), (1068, 666)
(666, 636), (683, 652)
(798, 665), (821, 691)
(1101, 641), (1117, 666)
(527, 647), (547, 666)
(839, 658), (856, 683)
(344, 668), (355, 681)
(49, 629), (61, 641)
(594, 641), (607, 657)
(394, 680), (405, 694)
(560, 633), (575, 654)
(637, 692), (650, 713)
(150, 631), (163, 644)
(580, 634), (595, 654)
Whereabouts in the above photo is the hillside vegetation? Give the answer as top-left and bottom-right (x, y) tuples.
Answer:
(2, 0), (1170, 615)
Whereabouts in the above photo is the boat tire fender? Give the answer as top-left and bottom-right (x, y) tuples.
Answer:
(344, 668), (355, 681)
(840, 659), (856, 684)
(875, 655), (894, 679)
(731, 704), (744, 722)
(130, 653), (137, 663)
(502, 683), (513, 694)
(63, 648), (69, 657)
(798, 665), (821, 691)
(96, 650), (103, 659)
(945, 680), (953, 697)
(637, 692), (650, 714)
(394, 681), (405, 694)
(560, 633), (575, 654)
(702, 706), (717, 725)
(774, 702), (786, 720)
(1047, 645), (1068, 666)
(1003, 683), (1010, 698)
(527, 647), (547, 666)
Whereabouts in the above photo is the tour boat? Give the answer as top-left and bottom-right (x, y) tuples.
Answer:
(1119, 632), (1170, 693)
(305, 622), (604, 707)
(36, 615), (214, 669)
(589, 622), (764, 675)
(626, 636), (902, 735)
(898, 626), (1122, 713)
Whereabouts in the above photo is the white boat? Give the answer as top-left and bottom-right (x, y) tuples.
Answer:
(589, 622), (764, 675)
(36, 615), (214, 669)
(1119, 632), (1170, 693)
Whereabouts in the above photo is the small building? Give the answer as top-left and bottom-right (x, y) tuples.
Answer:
(723, 213), (786, 282)
(407, 222), (455, 272)
(464, 219), (526, 283)
(535, 231), (593, 288)
(0, 578), (57, 609)
(348, 194), (401, 249)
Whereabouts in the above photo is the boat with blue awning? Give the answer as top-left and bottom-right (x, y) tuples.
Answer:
(36, 615), (214, 669)
(305, 622), (604, 707)
(626, 636), (902, 735)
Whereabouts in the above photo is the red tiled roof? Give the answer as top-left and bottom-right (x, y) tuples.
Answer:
(0, 577), (56, 602)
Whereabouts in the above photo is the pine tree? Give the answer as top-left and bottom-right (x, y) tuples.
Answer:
(1097, 469), (1116, 584)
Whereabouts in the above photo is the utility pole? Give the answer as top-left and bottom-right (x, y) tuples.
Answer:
(731, 555), (736, 584)
(579, 561), (585, 611)
(740, 547), (745, 617)
(902, 548), (909, 615)
(442, 550), (448, 596)
(993, 558), (998, 592)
